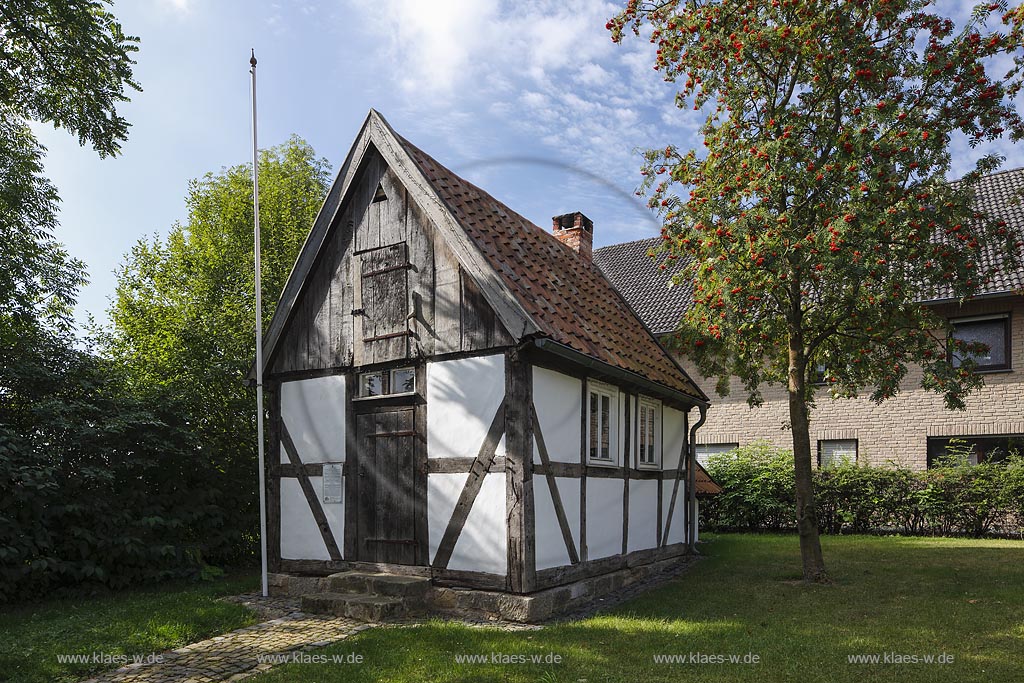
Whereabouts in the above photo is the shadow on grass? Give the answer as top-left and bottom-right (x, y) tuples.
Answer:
(253, 535), (1024, 683)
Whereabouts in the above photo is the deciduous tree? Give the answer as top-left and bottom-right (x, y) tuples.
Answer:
(105, 137), (332, 550)
(610, 0), (1024, 581)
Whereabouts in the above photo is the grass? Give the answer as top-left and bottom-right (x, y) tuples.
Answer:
(0, 571), (259, 683)
(252, 534), (1024, 683)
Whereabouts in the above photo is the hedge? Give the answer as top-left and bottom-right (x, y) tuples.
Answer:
(0, 342), (255, 603)
(700, 441), (1024, 537)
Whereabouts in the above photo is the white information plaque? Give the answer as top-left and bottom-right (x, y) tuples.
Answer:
(322, 462), (343, 504)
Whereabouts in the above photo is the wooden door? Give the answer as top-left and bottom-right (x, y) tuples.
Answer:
(354, 407), (421, 564)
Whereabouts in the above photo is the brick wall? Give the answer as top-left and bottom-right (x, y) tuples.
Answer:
(672, 295), (1024, 470)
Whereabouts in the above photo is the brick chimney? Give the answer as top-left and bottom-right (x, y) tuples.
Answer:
(552, 211), (594, 262)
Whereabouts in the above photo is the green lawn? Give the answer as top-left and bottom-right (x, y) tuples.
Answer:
(0, 572), (259, 683)
(254, 534), (1024, 683)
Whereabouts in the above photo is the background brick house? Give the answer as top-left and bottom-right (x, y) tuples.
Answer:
(590, 168), (1024, 471)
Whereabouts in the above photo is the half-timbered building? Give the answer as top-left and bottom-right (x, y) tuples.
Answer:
(254, 110), (718, 615)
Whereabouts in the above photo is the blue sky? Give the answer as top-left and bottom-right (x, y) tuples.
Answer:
(34, 0), (1022, 328)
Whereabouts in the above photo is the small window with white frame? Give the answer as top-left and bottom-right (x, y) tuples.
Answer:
(695, 443), (739, 467)
(586, 380), (619, 466)
(357, 366), (416, 398)
(818, 439), (857, 468)
(636, 396), (662, 468)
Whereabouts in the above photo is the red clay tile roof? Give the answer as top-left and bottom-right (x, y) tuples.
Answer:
(398, 136), (706, 403)
(695, 462), (723, 496)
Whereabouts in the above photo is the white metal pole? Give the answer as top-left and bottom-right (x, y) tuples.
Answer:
(250, 49), (269, 598)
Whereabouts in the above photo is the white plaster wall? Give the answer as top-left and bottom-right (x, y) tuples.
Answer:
(663, 406), (687, 471)
(661, 479), (687, 546)
(448, 473), (508, 575)
(427, 472), (466, 565)
(280, 477), (344, 560)
(280, 375), (346, 464)
(427, 354), (505, 459)
(586, 478), (623, 560)
(532, 367), (582, 464)
(627, 479), (659, 552)
(534, 476), (581, 570)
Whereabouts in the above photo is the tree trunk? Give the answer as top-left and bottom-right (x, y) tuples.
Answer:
(788, 336), (830, 583)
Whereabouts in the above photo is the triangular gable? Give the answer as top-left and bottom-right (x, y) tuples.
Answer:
(256, 110), (539, 374)
(255, 110), (705, 405)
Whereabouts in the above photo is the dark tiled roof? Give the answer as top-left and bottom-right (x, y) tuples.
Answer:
(595, 169), (1024, 334)
(593, 237), (690, 335)
(397, 136), (706, 402)
(932, 166), (1024, 299)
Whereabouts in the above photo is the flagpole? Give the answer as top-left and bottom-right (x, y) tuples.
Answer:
(250, 48), (269, 598)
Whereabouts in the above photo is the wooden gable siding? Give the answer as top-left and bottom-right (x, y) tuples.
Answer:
(269, 146), (512, 376)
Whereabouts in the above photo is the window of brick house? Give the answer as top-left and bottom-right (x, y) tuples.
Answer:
(949, 314), (1011, 371)
(695, 443), (739, 466)
(927, 435), (1024, 467)
(818, 439), (858, 468)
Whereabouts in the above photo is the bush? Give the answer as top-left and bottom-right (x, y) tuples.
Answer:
(699, 443), (795, 531)
(0, 333), (255, 603)
(700, 441), (1024, 537)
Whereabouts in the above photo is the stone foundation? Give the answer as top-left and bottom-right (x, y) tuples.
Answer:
(269, 552), (697, 623)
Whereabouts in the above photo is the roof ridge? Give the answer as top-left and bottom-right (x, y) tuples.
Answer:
(594, 235), (662, 253)
(395, 133), (597, 267)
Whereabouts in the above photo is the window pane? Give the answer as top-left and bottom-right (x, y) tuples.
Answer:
(638, 405), (647, 460)
(391, 367), (415, 393)
(647, 409), (655, 463)
(589, 392), (599, 460)
(360, 372), (385, 396)
(820, 440), (857, 468)
(600, 394), (610, 459)
(696, 443), (739, 466)
(952, 319), (1007, 367)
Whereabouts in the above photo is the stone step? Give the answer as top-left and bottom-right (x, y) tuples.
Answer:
(300, 592), (406, 622)
(326, 571), (431, 600)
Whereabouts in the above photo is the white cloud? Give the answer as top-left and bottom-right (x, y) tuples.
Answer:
(159, 0), (192, 13)
(345, 0), (686, 176)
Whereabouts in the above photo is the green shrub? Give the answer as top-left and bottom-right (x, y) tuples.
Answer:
(700, 441), (1023, 537)
(701, 442), (795, 531)
(0, 335), (255, 603)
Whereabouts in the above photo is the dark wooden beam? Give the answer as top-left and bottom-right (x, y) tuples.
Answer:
(579, 378), (588, 564)
(534, 543), (690, 591)
(413, 363), (429, 566)
(532, 462), (662, 479)
(426, 456), (506, 473)
(505, 350), (535, 593)
(344, 371), (359, 560)
(622, 393), (632, 556)
(277, 462), (325, 477)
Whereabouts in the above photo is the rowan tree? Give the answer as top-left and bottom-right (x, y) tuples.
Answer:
(610, 0), (1024, 581)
